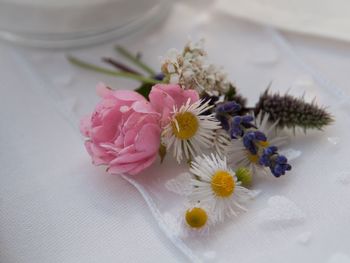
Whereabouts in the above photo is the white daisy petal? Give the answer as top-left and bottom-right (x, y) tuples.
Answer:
(187, 154), (254, 222)
(162, 100), (220, 163)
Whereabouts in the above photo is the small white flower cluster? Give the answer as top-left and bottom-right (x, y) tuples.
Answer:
(161, 39), (231, 96)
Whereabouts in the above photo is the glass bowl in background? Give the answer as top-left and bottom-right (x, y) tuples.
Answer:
(0, 0), (171, 48)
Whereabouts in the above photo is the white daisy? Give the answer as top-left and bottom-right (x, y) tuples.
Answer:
(162, 99), (220, 163)
(188, 153), (254, 222)
(182, 203), (214, 236)
(229, 113), (288, 176)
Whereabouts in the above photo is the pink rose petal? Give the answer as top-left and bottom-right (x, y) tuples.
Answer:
(79, 115), (91, 137)
(81, 84), (161, 175)
(128, 155), (158, 175)
(149, 84), (199, 126)
(135, 123), (161, 154)
(96, 82), (113, 98)
(113, 90), (146, 102)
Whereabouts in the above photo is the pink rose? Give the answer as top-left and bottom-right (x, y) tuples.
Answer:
(80, 83), (161, 175)
(149, 84), (199, 126)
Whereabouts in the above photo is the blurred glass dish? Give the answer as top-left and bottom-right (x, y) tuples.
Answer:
(0, 0), (171, 48)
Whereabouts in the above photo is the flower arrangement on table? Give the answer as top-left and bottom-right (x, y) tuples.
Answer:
(69, 40), (333, 234)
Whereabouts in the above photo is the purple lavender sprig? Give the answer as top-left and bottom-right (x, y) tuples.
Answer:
(215, 101), (241, 131)
(211, 99), (292, 178)
(231, 115), (256, 139)
(240, 130), (292, 178)
(260, 146), (292, 177)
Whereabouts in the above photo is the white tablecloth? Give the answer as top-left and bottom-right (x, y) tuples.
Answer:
(1, 2), (350, 263)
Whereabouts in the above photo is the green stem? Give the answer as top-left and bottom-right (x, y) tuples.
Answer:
(67, 56), (162, 84)
(102, 57), (142, 75)
(115, 46), (156, 76)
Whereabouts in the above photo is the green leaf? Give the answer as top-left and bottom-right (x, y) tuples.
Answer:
(225, 83), (237, 101)
(135, 83), (153, 99)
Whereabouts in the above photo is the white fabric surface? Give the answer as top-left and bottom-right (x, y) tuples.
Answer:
(216, 0), (350, 43)
(1, 2), (350, 263)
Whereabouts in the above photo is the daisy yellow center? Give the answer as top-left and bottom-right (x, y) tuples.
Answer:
(185, 207), (208, 228)
(171, 112), (199, 140)
(258, 140), (269, 147)
(211, 170), (235, 197)
(247, 152), (259, 163)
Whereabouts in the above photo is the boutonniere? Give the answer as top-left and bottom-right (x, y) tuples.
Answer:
(69, 39), (333, 233)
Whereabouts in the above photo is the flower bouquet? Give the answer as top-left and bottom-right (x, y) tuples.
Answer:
(70, 39), (333, 234)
